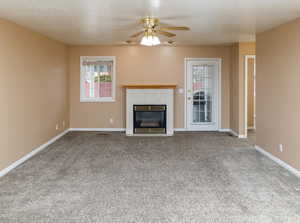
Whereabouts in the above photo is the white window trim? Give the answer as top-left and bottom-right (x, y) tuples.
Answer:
(80, 56), (116, 102)
(244, 55), (256, 137)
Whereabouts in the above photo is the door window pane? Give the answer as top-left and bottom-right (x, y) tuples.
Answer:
(192, 65), (214, 123)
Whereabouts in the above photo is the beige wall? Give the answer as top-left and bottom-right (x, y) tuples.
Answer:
(230, 42), (256, 135)
(0, 19), (69, 171)
(69, 45), (232, 129)
(256, 18), (300, 170)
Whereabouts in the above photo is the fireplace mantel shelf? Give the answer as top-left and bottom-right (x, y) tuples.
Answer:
(123, 84), (177, 89)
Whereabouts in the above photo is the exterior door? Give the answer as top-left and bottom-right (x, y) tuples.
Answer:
(186, 59), (219, 131)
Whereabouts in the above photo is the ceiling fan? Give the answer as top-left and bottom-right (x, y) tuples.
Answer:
(129, 17), (190, 46)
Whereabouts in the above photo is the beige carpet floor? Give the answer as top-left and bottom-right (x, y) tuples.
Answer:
(0, 132), (299, 222)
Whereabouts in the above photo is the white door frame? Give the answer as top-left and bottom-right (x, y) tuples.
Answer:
(184, 58), (222, 131)
(244, 55), (256, 138)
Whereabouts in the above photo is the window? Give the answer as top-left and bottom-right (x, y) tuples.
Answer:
(80, 56), (116, 102)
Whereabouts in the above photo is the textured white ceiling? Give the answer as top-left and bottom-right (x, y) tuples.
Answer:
(1, 0), (300, 45)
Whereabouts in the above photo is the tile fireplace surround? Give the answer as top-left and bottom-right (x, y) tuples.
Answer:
(124, 85), (176, 136)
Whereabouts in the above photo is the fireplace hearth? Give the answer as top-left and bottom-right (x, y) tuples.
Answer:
(133, 105), (167, 134)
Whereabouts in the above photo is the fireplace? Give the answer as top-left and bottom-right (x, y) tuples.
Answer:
(125, 86), (175, 136)
(133, 105), (167, 134)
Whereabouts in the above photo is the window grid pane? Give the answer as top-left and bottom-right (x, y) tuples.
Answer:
(192, 64), (213, 123)
(81, 57), (114, 101)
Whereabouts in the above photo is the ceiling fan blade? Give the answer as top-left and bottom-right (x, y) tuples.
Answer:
(160, 26), (190, 31)
(156, 30), (176, 37)
(130, 31), (144, 38)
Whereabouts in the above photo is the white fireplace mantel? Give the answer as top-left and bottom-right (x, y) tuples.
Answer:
(124, 85), (176, 136)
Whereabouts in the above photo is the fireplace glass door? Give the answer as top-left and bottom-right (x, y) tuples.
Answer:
(133, 105), (167, 134)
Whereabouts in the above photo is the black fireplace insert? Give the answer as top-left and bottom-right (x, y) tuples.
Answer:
(133, 105), (167, 134)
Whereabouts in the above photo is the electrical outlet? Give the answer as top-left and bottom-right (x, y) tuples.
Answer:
(109, 118), (114, 124)
(55, 124), (59, 130)
(178, 88), (184, 94)
(279, 144), (283, 152)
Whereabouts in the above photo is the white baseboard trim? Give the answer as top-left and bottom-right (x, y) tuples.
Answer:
(174, 128), (228, 132)
(69, 128), (125, 132)
(255, 145), (300, 178)
(228, 129), (247, 138)
(0, 129), (69, 178)
(229, 129), (239, 137)
(218, 128), (230, 132)
(175, 128), (232, 133)
(174, 128), (187, 132)
(238, 134), (247, 139)
(71, 128), (233, 133)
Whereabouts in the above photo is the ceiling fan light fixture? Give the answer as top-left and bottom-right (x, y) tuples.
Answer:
(140, 34), (160, 46)
(130, 17), (189, 46)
